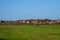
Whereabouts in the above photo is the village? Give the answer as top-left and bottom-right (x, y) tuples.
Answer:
(0, 19), (60, 25)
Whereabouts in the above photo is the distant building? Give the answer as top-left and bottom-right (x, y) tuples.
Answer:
(0, 19), (60, 25)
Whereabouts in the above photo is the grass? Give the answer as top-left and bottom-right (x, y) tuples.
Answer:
(0, 25), (60, 40)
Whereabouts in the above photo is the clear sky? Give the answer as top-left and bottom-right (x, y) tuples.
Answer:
(0, 0), (60, 20)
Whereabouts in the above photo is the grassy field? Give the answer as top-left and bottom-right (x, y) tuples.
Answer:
(0, 25), (60, 40)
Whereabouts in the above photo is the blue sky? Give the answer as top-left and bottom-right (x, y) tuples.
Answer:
(0, 0), (60, 20)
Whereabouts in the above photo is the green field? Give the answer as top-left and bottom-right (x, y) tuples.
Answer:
(0, 25), (60, 40)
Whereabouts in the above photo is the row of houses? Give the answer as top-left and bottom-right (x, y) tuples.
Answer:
(0, 19), (60, 25)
